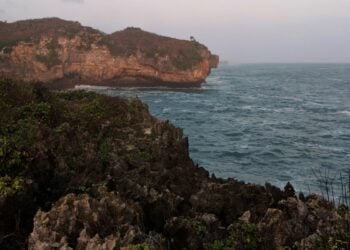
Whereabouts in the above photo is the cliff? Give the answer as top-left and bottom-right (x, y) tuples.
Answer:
(0, 78), (348, 249)
(0, 18), (219, 88)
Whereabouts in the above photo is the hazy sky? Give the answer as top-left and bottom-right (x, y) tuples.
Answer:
(0, 0), (349, 63)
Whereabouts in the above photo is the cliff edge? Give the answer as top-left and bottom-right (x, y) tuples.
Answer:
(0, 79), (348, 249)
(0, 18), (219, 88)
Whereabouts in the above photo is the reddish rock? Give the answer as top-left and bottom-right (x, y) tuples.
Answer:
(0, 18), (219, 88)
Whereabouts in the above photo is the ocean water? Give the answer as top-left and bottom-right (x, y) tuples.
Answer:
(82, 64), (350, 195)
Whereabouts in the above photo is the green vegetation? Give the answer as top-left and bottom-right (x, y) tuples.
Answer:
(0, 18), (101, 49)
(63, 25), (83, 39)
(130, 244), (150, 250)
(0, 176), (23, 196)
(172, 47), (203, 70)
(206, 223), (261, 250)
(207, 232), (236, 250)
(98, 138), (112, 168)
(0, 78), (151, 182)
(99, 36), (136, 57)
(1, 18), (208, 73)
(241, 223), (261, 249)
(0, 78), (160, 247)
(191, 219), (207, 238)
(315, 234), (350, 250)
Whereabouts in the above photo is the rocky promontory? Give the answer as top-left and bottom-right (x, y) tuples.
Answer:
(0, 79), (349, 249)
(0, 18), (219, 88)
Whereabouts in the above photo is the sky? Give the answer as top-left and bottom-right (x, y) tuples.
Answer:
(0, 0), (349, 63)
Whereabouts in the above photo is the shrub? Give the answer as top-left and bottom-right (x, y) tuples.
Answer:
(207, 232), (236, 250)
(130, 244), (150, 250)
(98, 37), (136, 57)
(172, 47), (202, 70)
(0, 137), (23, 176)
(241, 223), (261, 249)
(0, 176), (24, 196)
(98, 139), (112, 167)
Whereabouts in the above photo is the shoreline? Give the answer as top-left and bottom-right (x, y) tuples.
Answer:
(1, 78), (349, 249)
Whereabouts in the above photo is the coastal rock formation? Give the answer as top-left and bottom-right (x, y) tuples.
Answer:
(29, 190), (165, 250)
(0, 79), (349, 249)
(0, 18), (219, 88)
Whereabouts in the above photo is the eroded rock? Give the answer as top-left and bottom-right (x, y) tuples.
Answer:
(0, 80), (349, 249)
(0, 18), (219, 88)
(29, 189), (166, 249)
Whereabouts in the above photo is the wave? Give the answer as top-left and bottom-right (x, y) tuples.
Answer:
(88, 64), (350, 195)
(75, 84), (209, 93)
(75, 84), (111, 90)
(240, 106), (296, 113)
(338, 110), (350, 116)
(219, 151), (252, 158)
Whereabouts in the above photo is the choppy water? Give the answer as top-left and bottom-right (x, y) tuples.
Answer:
(82, 64), (350, 195)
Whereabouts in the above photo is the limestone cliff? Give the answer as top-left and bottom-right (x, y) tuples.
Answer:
(0, 79), (349, 249)
(0, 18), (219, 88)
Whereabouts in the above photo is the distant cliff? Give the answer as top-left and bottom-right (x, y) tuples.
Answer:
(0, 18), (219, 88)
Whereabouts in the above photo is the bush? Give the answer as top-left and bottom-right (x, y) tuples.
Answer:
(0, 176), (23, 196)
(241, 223), (261, 249)
(172, 47), (202, 70)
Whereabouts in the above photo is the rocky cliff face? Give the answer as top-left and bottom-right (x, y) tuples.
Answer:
(0, 79), (349, 249)
(0, 18), (219, 88)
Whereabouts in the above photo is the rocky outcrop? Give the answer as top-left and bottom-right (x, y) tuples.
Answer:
(0, 18), (219, 88)
(257, 195), (347, 249)
(29, 190), (165, 250)
(0, 79), (349, 249)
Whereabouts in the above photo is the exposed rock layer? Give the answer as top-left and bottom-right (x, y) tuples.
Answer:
(0, 79), (348, 249)
(0, 18), (219, 88)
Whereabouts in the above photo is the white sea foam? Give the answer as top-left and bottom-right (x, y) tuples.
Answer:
(327, 78), (344, 82)
(74, 85), (110, 90)
(241, 106), (294, 113)
(338, 110), (350, 116)
(273, 107), (295, 113)
(81, 64), (350, 195)
(162, 108), (171, 113)
(241, 105), (254, 110)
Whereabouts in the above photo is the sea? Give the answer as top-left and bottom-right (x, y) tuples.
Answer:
(79, 64), (350, 197)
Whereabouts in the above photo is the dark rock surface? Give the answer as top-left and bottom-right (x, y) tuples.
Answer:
(0, 79), (349, 249)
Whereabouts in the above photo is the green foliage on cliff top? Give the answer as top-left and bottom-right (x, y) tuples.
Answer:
(1, 18), (208, 72)
(0, 17), (101, 49)
(106, 27), (205, 70)
(0, 78), (162, 248)
(173, 47), (203, 70)
(0, 78), (151, 178)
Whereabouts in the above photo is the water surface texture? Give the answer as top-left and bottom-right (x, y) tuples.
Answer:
(86, 64), (350, 193)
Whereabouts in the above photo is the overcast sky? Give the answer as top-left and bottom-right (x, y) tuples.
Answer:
(0, 0), (349, 63)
